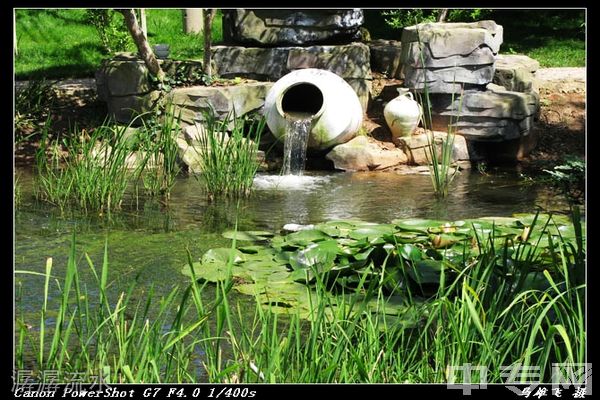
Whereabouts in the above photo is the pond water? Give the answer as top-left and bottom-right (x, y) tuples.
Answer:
(14, 166), (571, 316)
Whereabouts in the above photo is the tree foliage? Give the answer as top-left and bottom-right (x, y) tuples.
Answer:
(85, 9), (132, 54)
(382, 9), (492, 30)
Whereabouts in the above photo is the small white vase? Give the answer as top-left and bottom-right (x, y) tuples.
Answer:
(384, 88), (422, 139)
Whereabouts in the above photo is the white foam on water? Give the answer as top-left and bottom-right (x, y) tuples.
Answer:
(253, 174), (332, 191)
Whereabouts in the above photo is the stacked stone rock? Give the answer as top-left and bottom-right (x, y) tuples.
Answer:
(212, 9), (372, 111)
(399, 21), (540, 147)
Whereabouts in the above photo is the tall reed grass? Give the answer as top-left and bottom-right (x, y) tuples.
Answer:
(15, 213), (585, 383)
(34, 105), (185, 214)
(15, 235), (208, 383)
(194, 109), (265, 201)
(136, 103), (182, 199)
(35, 118), (136, 214)
(414, 24), (464, 198)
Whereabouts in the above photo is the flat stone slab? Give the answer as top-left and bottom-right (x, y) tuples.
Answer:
(401, 21), (503, 57)
(166, 81), (274, 126)
(428, 85), (539, 142)
(430, 85), (539, 120)
(396, 130), (469, 165)
(493, 54), (540, 93)
(401, 64), (494, 93)
(222, 9), (364, 46)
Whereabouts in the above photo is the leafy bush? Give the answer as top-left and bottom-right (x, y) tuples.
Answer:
(382, 8), (492, 30)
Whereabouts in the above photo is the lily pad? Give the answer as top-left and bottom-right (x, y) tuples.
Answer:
(394, 219), (450, 233)
(222, 230), (274, 241)
(201, 248), (245, 265)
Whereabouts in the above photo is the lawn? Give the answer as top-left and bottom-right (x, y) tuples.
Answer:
(14, 9), (223, 79)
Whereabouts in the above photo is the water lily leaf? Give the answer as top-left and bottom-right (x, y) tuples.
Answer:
(181, 261), (232, 283)
(353, 247), (375, 261)
(478, 216), (519, 226)
(394, 219), (449, 233)
(513, 213), (571, 227)
(429, 234), (462, 248)
(290, 268), (315, 283)
(349, 224), (396, 241)
(313, 224), (342, 237)
(399, 244), (422, 262)
(201, 248), (245, 265)
(222, 230), (273, 241)
(288, 240), (340, 271)
(285, 229), (332, 245)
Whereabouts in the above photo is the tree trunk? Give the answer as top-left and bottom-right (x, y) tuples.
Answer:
(14, 11), (17, 56)
(203, 9), (215, 80)
(183, 9), (203, 34)
(119, 9), (165, 81)
(437, 9), (449, 22)
(139, 8), (147, 38)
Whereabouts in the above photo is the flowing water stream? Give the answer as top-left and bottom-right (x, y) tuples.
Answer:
(281, 112), (313, 176)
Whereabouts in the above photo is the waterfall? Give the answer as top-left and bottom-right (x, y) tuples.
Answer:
(281, 113), (313, 176)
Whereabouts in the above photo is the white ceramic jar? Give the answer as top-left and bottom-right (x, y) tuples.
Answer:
(264, 68), (363, 150)
(383, 88), (422, 139)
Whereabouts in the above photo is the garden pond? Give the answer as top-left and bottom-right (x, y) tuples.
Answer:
(15, 166), (575, 314)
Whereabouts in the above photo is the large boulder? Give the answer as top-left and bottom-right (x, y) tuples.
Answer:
(395, 130), (470, 165)
(493, 54), (540, 93)
(96, 55), (273, 126)
(325, 135), (408, 171)
(211, 43), (372, 111)
(222, 9), (364, 46)
(400, 21), (503, 93)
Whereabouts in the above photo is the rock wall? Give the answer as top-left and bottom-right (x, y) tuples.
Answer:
(400, 21), (502, 93)
(211, 43), (371, 111)
(95, 55), (272, 126)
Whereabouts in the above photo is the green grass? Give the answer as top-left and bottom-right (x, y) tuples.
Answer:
(15, 9), (223, 79)
(503, 37), (585, 68)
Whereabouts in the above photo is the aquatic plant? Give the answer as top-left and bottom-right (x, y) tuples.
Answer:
(194, 108), (265, 201)
(35, 118), (137, 214)
(190, 213), (585, 382)
(136, 102), (183, 199)
(413, 26), (464, 198)
(544, 156), (585, 205)
(16, 213), (585, 383)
